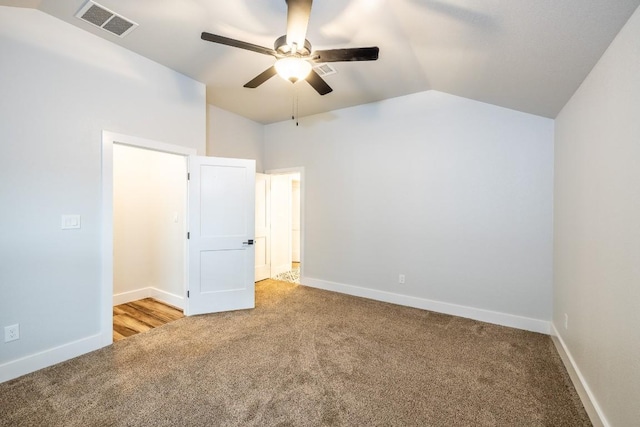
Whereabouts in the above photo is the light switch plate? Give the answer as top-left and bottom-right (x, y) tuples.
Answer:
(61, 214), (81, 230)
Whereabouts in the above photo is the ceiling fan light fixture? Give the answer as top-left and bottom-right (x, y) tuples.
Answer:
(275, 57), (312, 83)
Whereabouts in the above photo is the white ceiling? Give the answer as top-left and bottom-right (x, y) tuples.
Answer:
(3, 0), (639, 123)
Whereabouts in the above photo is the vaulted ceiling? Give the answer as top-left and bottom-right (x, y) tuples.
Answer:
(2, 0), (639, 123)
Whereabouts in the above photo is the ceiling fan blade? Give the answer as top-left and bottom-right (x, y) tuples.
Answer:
(306, 69), (332, 95)
(313, 47), (379, 62)
(243, 66), (278, 88)
(286, 0), (313, 50)
(201, 32), (276, 56)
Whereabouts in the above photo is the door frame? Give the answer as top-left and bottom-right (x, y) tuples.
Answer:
(101, 131), (196, 346)
(265, 167), (305, 280)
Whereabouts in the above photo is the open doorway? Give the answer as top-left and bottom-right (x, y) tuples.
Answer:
(255, 168), (304, 285)
(291, 176), (301, 273)
(271, 173), (301, 283)
(101, 131), (196, 345)
(112, 144), (187, 341)
(102, 132), (257, 345)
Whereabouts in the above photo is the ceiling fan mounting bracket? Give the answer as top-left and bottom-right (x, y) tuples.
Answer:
(274, 35), (312, 57)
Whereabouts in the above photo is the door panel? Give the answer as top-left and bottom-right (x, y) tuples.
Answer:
(291, 179), (301, 263)
(270, 174), (292, 277)
(200, 165), (246, 236)
(255, 173), (271, 281)
(200, 250), (246, 292)
(187, 156), (255, 316)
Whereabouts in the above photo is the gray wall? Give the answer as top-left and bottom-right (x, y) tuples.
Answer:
(0, 7), (205, 378)
(207, 105), (264, 172)
(264, 90), (554, 328)
(554, 6), (640, 425)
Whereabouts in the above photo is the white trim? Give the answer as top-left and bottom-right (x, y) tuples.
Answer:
(301, 276), (551, 334)
(0, 334), (102, 383)
(149, 288), (184, 310)
(101, 133), (115, 347)
(550, 324), (608, 427)
(265, 167), (305, 280)
(106, 131), (197, 156)
(101, 131), (195, 347)
(113, 287), (184, 309)
(113, 288), (153, 306)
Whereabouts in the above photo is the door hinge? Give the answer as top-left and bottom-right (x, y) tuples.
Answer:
(187, 291), (190, 298)
(187, 232), (190, 239)
(187, 173), (190, 181)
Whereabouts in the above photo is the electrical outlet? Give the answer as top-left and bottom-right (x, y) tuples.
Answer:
(564, 314), (569, 330)
(399, 274), (405, 284)
(4, 324), (20, 342)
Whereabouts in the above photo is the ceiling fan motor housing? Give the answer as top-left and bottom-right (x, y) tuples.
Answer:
(274, 35), (312, 56)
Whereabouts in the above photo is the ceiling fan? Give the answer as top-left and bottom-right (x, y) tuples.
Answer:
(201, 0), (379, 95)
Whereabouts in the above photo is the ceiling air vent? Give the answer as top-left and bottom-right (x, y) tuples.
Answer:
(75, 1), (138, 37)
(312, 63), (337, 77)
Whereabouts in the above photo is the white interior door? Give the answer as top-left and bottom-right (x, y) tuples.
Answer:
(255, 173), (271, 282)
(291, 179), (301, 263)
(270, 174), (292, 277)
(187, 156), (255, 316)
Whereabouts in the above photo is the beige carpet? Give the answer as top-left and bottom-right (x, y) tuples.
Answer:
(0, 280), (590, 426)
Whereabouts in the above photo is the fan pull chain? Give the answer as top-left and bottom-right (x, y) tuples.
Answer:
(291, 86), (300, 126)
(291, 92), (295, 122)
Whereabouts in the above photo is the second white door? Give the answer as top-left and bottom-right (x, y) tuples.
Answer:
(269, 174), (293, 277)
(187, 156), (256, 315)
(254, 173), (271, 281)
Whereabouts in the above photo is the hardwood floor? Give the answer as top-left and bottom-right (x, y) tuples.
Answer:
(114, 268), (301, 340)
(113, 298), (184, 342)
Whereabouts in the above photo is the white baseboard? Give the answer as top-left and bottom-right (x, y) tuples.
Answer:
(550, 324), (608, 427)
(113, 287), (183, 309)
(301, 276), (550, 334)
(1, 287), (184, 384)
(113, 288), (152, 305)
(149, 288), (183, 310)
(0, 333), (104, 383)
